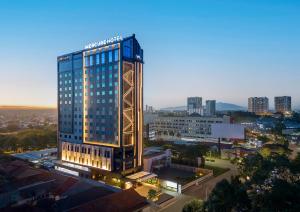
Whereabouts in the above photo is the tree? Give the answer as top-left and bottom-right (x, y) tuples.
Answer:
(147, 189), (158, 201)
(238, 153), (264, 180)
(252, 179), (300, 211)
(204, 178), (250, 212)
(182, 199), (204, 212)
(257, 135), (270, 143)
(259, 144), (290, 158)
(272, 122), (285, 135)
(292, 112), (300, 122)
(205, 152), (300, 212)
(290, 153), (300, 173)
(0, 127), (57, 152)
(251, 154), (289, 185)
(260, 146), (272, 157)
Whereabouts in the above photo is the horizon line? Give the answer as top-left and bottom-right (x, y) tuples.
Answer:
(0, 105), (57, 109)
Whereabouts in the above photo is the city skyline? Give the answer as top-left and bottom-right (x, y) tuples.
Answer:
(1, 0), (300, 108)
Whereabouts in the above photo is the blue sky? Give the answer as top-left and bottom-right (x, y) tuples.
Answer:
(0, 0), (299, 108)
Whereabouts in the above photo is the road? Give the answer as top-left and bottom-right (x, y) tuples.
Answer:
(158, 194), (194, 212)
(183, 167), (236, 200)
(184, 159), (238, 200)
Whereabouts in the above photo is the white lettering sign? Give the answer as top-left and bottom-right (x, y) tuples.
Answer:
(84, 35), (123, 50)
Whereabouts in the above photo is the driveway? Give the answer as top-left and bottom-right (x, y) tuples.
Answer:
(158, 194), (194, 212)
(184, 158), (238, 200)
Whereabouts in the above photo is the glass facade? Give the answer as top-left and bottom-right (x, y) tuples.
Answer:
(83, 46), (120, 145)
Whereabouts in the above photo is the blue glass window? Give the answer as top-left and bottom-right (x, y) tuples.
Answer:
(101, 53), (105, 64)
(123, 39), (133, 58)
(85, 56), (89, 66)
(114, 49), (118, 61)
(73, 58), (82, 69)
(89, 55), (93, 66)
(108, 51), (113, 63)
(96, 54), (100, 65)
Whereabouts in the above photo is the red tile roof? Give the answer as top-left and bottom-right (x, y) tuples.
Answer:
(69, 189), (148, 212)
(52, 177), (78, 196)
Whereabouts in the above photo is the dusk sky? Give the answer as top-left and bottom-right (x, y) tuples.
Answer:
(0, 0), (299, 109)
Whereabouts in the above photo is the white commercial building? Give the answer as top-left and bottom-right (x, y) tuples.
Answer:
(149, 115), (231, 140)
(211, 123), (245, 139)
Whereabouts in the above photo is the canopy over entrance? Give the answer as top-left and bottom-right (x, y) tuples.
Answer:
(126, 171), (157, 182)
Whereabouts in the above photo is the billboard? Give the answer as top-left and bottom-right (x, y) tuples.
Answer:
(211, 123), (245, 139)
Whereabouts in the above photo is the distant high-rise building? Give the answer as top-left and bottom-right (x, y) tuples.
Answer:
(205, 100), (216, 116)
(248, 97), (269, 114)
(56, 34), (144, 177)
(275, 96), (291, 113)
(145, 105), (154, 113)
(187, 97), (202, 115)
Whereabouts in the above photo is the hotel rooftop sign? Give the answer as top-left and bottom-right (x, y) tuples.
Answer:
(84, 35), (123, 50)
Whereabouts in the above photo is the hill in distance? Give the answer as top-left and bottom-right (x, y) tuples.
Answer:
(160, 102), (246, 111)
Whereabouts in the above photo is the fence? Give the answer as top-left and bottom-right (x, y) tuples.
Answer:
(170, 163), (213, 191)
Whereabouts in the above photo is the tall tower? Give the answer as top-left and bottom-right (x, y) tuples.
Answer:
(274, 96), (292, 113)
(56, 35), (143, 177)
(205, 100), (216, 116)
(187, 97), (202, 115)
(248, 97), (269, 114)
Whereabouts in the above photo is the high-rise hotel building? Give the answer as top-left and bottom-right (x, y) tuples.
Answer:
(56, 34), (144, 177)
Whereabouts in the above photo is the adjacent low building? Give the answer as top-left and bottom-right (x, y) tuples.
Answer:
(143, 147), (171, 172)
(0, 154), (148, 211)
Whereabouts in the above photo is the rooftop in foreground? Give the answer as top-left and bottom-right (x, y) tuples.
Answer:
(0, 153), (148, 211)
(69, 188), (148, 212)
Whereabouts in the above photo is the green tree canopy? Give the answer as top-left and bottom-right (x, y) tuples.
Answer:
(205, 178), (250, 212)
(182, 199), (204, 212)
